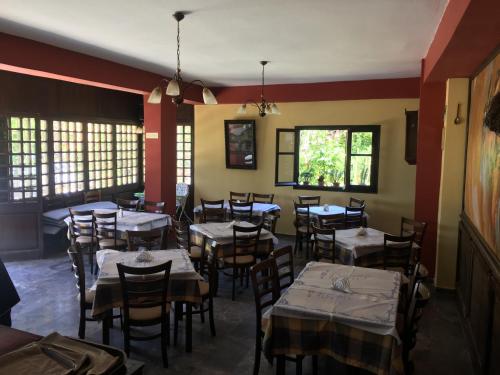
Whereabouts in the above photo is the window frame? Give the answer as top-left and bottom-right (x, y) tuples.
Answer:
(274, 125), (380, 193)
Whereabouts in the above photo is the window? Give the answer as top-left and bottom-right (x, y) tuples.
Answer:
(53, 120), (84, 195)
(88, 122), (114, 190)
(275, 125), (380, 193)
(40, 120), (49, 196)
(116, 124), (138, 186)
(176, 124), (192, 184)
(7, 117), (38, 200)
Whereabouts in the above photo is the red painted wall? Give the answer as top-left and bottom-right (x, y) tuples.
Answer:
(212, 77), (420, 104)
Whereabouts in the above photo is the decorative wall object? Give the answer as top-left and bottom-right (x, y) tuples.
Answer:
(464, 51), (500, 256)
(224, 120), (257, 169)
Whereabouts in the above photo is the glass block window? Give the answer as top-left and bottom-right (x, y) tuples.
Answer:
(88, 123), (114, 190)
(53, 120), (84, 195)
(116, 124), (138, 186)
(176, 124), (192, 184)
(40, 120), (49, 196)
(8, 117), (37, 200)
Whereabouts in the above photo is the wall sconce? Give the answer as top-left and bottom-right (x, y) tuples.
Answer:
(454, 103), (462, 124)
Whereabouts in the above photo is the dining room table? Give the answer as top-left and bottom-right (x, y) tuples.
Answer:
(92, 249), (203, 352)
(263, 261), (404, 375)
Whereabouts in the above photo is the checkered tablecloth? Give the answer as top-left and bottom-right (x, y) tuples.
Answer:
(91, 249), (202, 318)
(189, 222), (277, 258)
(264, 262), (403, 375)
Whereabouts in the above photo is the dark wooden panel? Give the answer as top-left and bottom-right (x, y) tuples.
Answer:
(457, 223), (474, 316)
(489, 277), (500, 375)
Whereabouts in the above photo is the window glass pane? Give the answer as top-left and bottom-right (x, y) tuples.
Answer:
(176, 123), (193, 185)
(116, 124), (138, 185)
(298, 129), (346, 187)
(351, 132), (372, 154)
(40, 120), (49, 196)
(350, 156), (371, 186)
(278, 131), (295, 153)
(277, 155), (295, 183)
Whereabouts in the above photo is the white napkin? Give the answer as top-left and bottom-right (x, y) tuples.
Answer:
(332, 277), (352, 293)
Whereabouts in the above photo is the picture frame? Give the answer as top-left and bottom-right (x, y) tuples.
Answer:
(224, 120), (257, 169)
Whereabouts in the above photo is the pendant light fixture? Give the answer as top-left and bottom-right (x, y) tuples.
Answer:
(237, 61), (280, 117)
(148, 12), (217, 106)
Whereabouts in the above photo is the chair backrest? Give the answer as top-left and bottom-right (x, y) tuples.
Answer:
(401, 217), (427, 247)
(117, 198), (140, 212)
(298, 195), (321, 206)
(69, 208), (95, 239)
(67, 244), (86, 308)
(232, 224), (262, 260)
(94, 212), (119, 249)
(229, 201), (253, 222)
(198, 243), (217, 297)
(270, 246), (294, 291)
(201, 199), (226, 223)
(312, 224), (336, 263)
(252, 193), (274, 204)
(117, 260), (172, 324)
(143, 200), (165, 214)
(230, 191), (250, 202)
(172, 219), (188, 249)
(344, 206), (364, 228)
(126, 225), (169, 251)
(262, 212), (279, 234)
(383, 233), (415, 274)
(349, 197), (365, 208)
(407, 263), (421, 309)
(318, 213), (345, 230)
(250, 258), (280, 334)
(84, 190), (101, 204)
(294, 202), (311, 230)
(405, 281), (431, 350)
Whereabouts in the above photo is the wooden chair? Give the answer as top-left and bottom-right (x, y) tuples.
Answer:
(298, 195), (320, 206)
(349, 197), (365, 207)
(252, 193), (274, 204)
(401, 217), (428, 278)
(262, 212), (279, 234)
(172, 219), (205, 269)
(117, 198), (140, 212)
(293, 202), (313, 257)
(402, 281), (431, 372)
(117, 260), (172, 368)
(312, 224), (336, 263)
(318, 213), (345, 229)
(84, 190), (101, 204)
(67, 243), (120, 339)
(384, 233), (415, 276)
(126, 225), (169, 251)
(270, 245), (294, 291)
(174, 246), (217, 344)
(94, 212), (127, 250)
(230, 191), (250, 202)
(200, 199), (227, 223)
(225, 224), (262, 300)
(344, 206), (364, 228)
(69, 208), (97, 274)
(229, 201), (254, 222)
(143, 200), (165, 214)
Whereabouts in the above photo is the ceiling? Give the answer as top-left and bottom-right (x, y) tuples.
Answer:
(0, 0), (448, 86)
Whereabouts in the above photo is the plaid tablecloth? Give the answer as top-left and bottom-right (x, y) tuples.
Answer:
(189, 221), (277, 258)
(91, 249), (202, 318)
(264, 262), (403, 375)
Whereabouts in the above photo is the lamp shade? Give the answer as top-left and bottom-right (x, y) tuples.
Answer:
(202, 87), (218, 105)
(135, 126), (144, 134)
(237, 104), (247, 114)
(271, 103), (281, 115)
(147, 86), (162, 104)
(166, 79), (181, 96)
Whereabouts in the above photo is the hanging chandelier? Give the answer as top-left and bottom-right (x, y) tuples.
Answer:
(237, 61), (280, 117)
(148, 11), (217, 106)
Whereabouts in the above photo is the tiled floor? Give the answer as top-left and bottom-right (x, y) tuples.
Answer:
(5, 236), (474, 374)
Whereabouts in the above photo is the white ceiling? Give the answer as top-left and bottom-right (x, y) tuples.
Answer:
(0, 0), (448, 86)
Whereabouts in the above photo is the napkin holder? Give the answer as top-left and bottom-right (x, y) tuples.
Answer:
(323, 204), (329, 212)
(356, 227), (368, 236)
(332, 277), (352, 293)
(135, 250), (153, 263)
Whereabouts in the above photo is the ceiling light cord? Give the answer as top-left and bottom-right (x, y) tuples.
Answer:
(176, 17), (181, 76)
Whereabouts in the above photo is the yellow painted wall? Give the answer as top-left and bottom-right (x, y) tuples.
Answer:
(194, 99), (418, 235)
(435, 78), (469, 289)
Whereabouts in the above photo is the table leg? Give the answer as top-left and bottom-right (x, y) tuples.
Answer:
(102, 310), (111, 345)
(185, 302), (192, 353)
(276, 355), (285, 375)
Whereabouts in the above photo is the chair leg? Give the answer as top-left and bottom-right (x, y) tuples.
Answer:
(253, 335), (261, 375)
(246, 267), (250, 288)
(174, 302), (180, 346)
(296, 355), (303, 375)
(161, 319), (169, 368)
(208, 297), (216, 337)
(78, 307), (85, 339)
(294, 231), (299, 255)
(166, 312), (170, 346)
(232, 267), (236, 301)
(312, 355), (318, 375)
(124, 329), (130, 357)
(88, 246), (94, 274)
(200, 301), (206, 323)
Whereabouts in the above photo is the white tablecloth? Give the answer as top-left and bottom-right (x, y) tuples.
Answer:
(190, 221), (278, 246)
(271, 261), (401, 339)
(193, 201), (280, 216)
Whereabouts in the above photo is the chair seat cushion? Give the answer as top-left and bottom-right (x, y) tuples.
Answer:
(129, 304), (171, 321)
(77, 289), (95, 304)
(76, 236), (96, 245)
(99, 238), (127, 248)
(417, 264), (429, 279)
(223, 255), (255, 265)
(297, 225), (311, 234)
(199, 280), (210, 296)
(189, 246), (203, 259)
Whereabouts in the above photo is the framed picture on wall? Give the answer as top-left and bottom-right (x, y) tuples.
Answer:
(224, 120), (257, 169)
